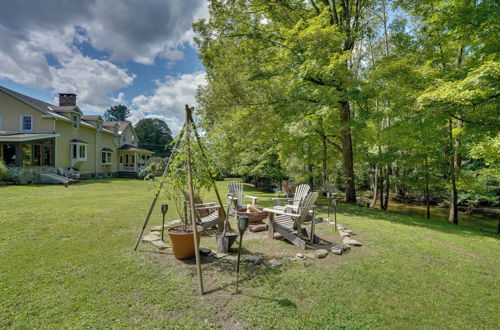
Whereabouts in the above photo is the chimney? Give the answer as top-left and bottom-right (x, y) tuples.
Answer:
(59, 93), (76, 106)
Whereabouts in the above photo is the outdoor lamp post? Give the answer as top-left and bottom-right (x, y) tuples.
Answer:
(160, 204), (168, 242)
(235, 215), (249, 294)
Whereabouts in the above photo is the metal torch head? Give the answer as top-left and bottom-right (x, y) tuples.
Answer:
(237, 215), (249, 233)
(161, 204), (169, 215)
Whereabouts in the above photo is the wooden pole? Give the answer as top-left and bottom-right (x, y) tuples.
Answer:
(185, 105), (204, 295)
(190, 117), (226, 219)
(133, 125), (186, 251)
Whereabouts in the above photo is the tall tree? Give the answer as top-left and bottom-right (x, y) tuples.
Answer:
(134, 118), (173, 157)
(103, 105), (130, 121)
(195, 0), (373, 202)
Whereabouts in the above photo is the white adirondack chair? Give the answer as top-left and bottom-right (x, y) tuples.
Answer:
(264, 191), (319, 249)
(272, 183), (310, 212)
(227, 182), (260, 210)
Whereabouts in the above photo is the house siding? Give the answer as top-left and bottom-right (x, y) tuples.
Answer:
(0, 91), (54, 133)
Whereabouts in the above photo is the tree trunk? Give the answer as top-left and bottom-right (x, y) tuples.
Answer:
(370, 164), (379, 208)
(383, 165), (390, 210)
(424, 156), (431, 219)
(379, 166), (385, 210)
(339, 100), (356, 203)
(308, 163), (314, 191)
(448, 118), (460, 225)
(322, 134), (328, 186)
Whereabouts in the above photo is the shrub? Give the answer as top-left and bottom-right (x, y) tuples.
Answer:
(139, 157), (166, 179)
(0, 161), (8, 182)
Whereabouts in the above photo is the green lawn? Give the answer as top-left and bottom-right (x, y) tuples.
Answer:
(1, 179), (499, 329)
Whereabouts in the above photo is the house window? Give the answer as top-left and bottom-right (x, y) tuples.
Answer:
(20, 115), (33, 132)
(0, 114), (3, 130)
(79, 145), (86, 158)
(22, 144), (32, 166)
(101, 151), (112, 165)
(71, 142), (87, 166)
(131, 136), (136, 144)
(72, 114), (80, 128)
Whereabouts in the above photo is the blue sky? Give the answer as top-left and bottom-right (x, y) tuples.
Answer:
(0, 0), (208, 133)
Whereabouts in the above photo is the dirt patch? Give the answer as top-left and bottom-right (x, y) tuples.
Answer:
(138, 221), (361, 327)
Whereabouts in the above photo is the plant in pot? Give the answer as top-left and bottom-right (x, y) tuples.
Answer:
(160, 128), (218, 260)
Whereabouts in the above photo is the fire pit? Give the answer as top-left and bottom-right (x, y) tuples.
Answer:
(237, 205), (268, 223)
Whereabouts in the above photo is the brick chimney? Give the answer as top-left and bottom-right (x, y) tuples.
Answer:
(59, 93), (76, 106)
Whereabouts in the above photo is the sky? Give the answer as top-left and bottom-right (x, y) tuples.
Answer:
(0, 0), (209, 133)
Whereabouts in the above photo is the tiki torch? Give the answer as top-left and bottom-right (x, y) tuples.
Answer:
(235, 215), (249, 294)
(161, 204), (168, 242)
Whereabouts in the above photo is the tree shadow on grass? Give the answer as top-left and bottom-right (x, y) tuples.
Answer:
(319, 202), (499, 239)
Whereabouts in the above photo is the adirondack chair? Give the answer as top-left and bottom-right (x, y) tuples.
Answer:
(272, 183), (310, 212)
(227, 182), (260, 210)
(182, 190), (223, 230)
(264, 191), (319, 249)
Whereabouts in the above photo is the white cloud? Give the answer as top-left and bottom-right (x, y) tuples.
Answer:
(129, 71), (206, 134)
(0, 0), (209, 109)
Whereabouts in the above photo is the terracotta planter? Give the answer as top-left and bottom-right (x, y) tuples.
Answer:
(167, 225), (203, 260)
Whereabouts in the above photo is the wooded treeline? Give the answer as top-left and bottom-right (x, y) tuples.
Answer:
(193, 0), (499, 224)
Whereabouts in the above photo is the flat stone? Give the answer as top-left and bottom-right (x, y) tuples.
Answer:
(150, 240), (169, 250)
(214, 253), (226, 259)
(339, 231), (351, 238)
(224, 255), (237, 262)
(142, 233), (160, 242)
(283, 257), (297, 262)
(342, 229), (353, 234)
(199, 247), (212, 255)
(249, 224), (267, 232)
(269, 259), (282, 267)
(343, 237), (362, 246)
(296, 253), (305, 259)
(314, 249), (328, 258)
(244, 255), (264, 264)
(151, 220), (181, 231)
(330, 243), (351, 255)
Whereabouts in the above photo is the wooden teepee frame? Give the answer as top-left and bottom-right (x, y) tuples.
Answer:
(133, 105), (225, 295)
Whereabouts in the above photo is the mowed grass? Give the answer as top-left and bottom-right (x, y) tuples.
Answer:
(0, 179), (499, 329)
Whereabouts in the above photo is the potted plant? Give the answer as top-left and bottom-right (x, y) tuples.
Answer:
(160, 127), (219, 259)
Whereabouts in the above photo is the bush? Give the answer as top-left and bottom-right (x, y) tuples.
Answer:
(139, 157), (166, 179)
(0, 161), (8, 182)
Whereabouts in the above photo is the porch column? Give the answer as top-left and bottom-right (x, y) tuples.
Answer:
(133, 152), (137, 172)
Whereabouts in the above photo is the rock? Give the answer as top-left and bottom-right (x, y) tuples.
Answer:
(314, 249), (328, 258)
(150, 220), (181, 231)
(150, 240), (169, 250)
(283, 257), (297, 262)
(224, 255), (237, 262)
(269, 259), (283, 267)
(336, 224), (344, 230)
(343, 237), (362, 246)
(214, 253), (226, 259)
(342, 229), (353, 234)
(142, 233), (160, 242)
(330, 243), (351, 255)
(199, 247), (212, 256)
(244, 255), (264, 264)
(305, 253), (316, 259)
(296, 253), (305, 259)
(249, 224), (267, 232)
(339, 231), (351, 238)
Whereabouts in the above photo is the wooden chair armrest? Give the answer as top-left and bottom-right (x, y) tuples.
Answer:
(195, 205), (221, 211)
(271, 197), (293, 201)
(244, 195), (259, 199)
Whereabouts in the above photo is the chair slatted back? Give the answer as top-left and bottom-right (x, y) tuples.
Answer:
(292, 184), (310, 207)
(293, 191), (318, 230)
(228, 181), (244, 208)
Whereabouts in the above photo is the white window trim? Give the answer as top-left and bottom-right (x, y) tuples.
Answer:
(101, 151), (112, 165)
(20, 115), (33, 132)
(72, 114), (80, 128)
(70, 142), (88, 166)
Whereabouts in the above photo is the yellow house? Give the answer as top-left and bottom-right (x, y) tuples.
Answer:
(0, 86), (153, 183)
